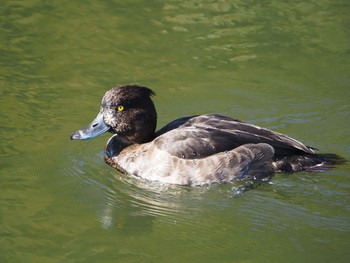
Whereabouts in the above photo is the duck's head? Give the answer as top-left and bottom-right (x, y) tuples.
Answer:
(70, 85), (157, 144)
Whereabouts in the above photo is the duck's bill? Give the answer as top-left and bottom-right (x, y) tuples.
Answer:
(70, 112), (110, 140)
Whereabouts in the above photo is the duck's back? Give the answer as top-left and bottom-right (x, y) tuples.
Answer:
(154, 114), (315, 159)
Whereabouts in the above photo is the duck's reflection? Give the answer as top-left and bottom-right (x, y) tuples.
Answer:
(95, 169), (255, 233)
(97, 172), (190, 231)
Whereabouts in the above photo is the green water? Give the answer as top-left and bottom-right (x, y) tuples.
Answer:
(1, 0), (349, 262)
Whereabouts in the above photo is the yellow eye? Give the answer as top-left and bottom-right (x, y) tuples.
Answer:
(117, 105), (124, 111)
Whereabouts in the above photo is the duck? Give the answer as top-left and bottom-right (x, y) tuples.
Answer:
(70, 85), (344, 186)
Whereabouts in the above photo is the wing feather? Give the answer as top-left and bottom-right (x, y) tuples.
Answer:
(154, 114), (315, 159)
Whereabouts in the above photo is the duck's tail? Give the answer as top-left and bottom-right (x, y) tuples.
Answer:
(272, 153), (346, 173)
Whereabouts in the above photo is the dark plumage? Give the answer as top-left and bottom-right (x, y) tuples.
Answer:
(70, 85), (345, 186)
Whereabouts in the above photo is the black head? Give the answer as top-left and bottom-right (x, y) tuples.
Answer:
(71, 85), (157, 144)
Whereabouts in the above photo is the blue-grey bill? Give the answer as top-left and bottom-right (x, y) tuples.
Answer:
(70, 112), (110, 140)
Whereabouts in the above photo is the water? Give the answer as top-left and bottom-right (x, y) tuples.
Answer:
(1, 0), (349, 262)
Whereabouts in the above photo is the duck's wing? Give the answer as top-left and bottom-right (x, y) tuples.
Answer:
(154, 114), (316, 159)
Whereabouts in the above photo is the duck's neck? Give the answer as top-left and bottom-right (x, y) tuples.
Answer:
(105, 135), (134, 157)
(129, 100), (157, 144)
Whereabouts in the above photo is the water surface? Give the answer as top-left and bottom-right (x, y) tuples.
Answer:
(1, 0), (350, 262)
